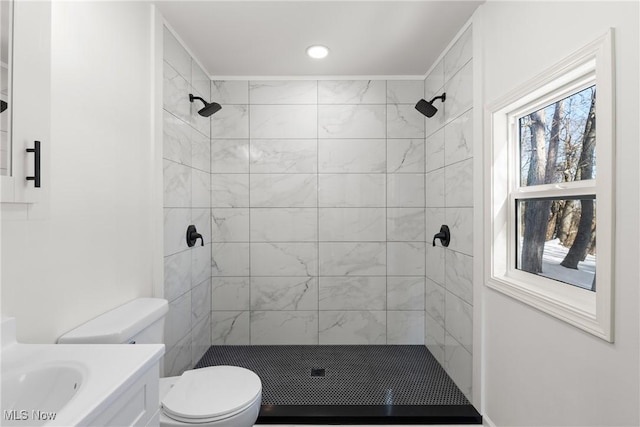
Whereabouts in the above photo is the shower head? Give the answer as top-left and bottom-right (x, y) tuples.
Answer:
(415, 93), (446, 118)
(189, 94), (222, 117)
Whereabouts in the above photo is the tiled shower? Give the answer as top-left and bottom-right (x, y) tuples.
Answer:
(162, 25), (474, 398)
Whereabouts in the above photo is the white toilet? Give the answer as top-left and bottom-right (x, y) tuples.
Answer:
(58, 298), (262, 427)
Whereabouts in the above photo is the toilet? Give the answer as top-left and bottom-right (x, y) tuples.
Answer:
(57, 298), (262, 427)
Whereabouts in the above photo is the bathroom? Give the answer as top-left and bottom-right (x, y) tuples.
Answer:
(1, 1), (639, 426)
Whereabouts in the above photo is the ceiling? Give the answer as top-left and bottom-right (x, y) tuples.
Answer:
(155, 1), (483, 78)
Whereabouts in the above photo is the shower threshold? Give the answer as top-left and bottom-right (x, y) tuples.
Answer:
(195, 345), (482, 425)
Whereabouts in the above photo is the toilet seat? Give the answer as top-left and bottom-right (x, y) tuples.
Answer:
(161, 366), (262, 424)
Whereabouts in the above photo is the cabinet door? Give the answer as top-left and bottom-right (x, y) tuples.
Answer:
(1, 0), (50, 203)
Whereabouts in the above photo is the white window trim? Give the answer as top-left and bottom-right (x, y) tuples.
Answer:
(485, 29), (615, 342)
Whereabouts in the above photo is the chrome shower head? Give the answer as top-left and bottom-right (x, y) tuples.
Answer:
(415, 93), (446, 118)
(189, 94), (222, 117)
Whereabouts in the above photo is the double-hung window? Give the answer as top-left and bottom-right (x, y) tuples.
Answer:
(486, 30), (614, 341)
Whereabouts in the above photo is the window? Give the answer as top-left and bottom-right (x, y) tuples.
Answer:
(486, 30), (614, 341)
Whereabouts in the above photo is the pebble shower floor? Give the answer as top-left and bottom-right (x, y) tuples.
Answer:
(195, 345), (482, 424)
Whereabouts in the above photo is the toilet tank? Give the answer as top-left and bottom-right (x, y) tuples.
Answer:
(57, 298), (168, 345)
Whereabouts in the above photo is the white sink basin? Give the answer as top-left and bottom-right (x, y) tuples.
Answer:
(1, 318), (163, 426)
(2, 363), (85, 426)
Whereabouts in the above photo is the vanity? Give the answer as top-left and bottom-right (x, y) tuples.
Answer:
(1, 318), (163, 426)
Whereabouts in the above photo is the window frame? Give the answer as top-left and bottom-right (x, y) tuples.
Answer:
(485, 30), (614, 342)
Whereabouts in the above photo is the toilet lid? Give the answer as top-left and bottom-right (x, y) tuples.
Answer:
(161, 366), (262, 422)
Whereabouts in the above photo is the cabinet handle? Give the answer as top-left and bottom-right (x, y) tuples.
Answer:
(26, 140), (41, 188)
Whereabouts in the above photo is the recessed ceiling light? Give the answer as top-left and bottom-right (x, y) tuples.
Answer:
(306, 45), (329, 59)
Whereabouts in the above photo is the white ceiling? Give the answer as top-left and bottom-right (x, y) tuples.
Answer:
(155, 1), (483, 78)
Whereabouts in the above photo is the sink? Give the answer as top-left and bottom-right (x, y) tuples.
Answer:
(1, 363), (85, 426)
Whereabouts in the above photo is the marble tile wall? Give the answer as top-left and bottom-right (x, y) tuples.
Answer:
(210, 78), (427, 347)
(162, 27), (212, 376)
(423, 26), (473, 399)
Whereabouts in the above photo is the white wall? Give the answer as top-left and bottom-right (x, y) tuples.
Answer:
(477, 2), (639, 425)
(1, 2), (158, 343)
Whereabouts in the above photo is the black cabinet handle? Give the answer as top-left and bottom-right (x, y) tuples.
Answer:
(26, 140), (41, 188)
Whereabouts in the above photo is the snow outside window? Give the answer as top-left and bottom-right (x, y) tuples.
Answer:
(485, 30), (614, 341)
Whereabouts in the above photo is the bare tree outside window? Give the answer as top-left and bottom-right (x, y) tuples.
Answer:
(517, 86), (596, 291)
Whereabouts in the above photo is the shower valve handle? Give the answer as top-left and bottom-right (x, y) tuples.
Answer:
(432, 225), (450, 247)
(186, 225), (204, 247)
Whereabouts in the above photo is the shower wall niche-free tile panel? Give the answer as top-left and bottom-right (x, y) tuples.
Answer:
(162, 26), (212, 377)
(210, 79), (426, 347)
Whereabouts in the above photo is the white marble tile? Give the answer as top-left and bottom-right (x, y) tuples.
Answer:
(189, 98), (211, 138)
(446, 207), (473, 256)
(250, 139), (317, 173)
(164, 250), (191, 302)
(387, 311), (425, 345)
(211, 208), (250, 242)
(191, 244), (211, 288)
(387, 242), (425, 276)
(163, 111), (191, 166)
(192, 169), (210, 208)
(318, 208), (385, 242)
(425, 313), (445, 366)
(319, 242), (386, 276)
(191, 61), (209, 99)
(165, 292), (191, 349)
(425, 168), (445, 208)
(445, 158), (474, 207)
(250, 105), (317, 139)
(211, 242), (250, 276)
(425, 278), (445, 327)
(250, 80), (317, 104)
(163, 161), (191, 208)
(318, 277), (386, 310)
(445, 291), (473, 353)
(191, 315), (211, 366)
(318, 139), (386, 173)
(426, 127), (445, 172)
(444, 332), (473, 399)
(445, 250), (474, 305)
(445, 108), (473, 166)
(318, 174), (386, 208)
(191, 279), (211, 326)
(163, 27), (191, 81)
(164, 208), (191, 256)
(387, 277), (425, 310)
(318, 105), (386, 139)
(251, 208), (317, 242)
(164, 333), (192, 377)
(211, 105), (249, 138)
(424, 86), (447, 137)
(250, 311), (318, 345)
(250, 243), (318, 276)
(387, 139), (424, 173)
(424, 60), (444, 100)
(191, 209), (212, 248)
(191, 130), (210, 173)
(251, 277), (318, 311)
(387, 208), (425, 242)
(444, 60), (473, 123)
(319, 311), (386, 344)
(250, 174), (317, 207)
(211, 80), (249, 104)
(211, 277), (250, 310)
(426, 207), (445, 284)
(386, 105), (425, 139)
(211, 311), (250, 345)
(211, 139), (249, 173)
(317, 80), (386, 104)
(387, 80), (425, 104)
(387, 174), (425, 208)
(444, 27), (472, 83)
(211, 174), (249, 208)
